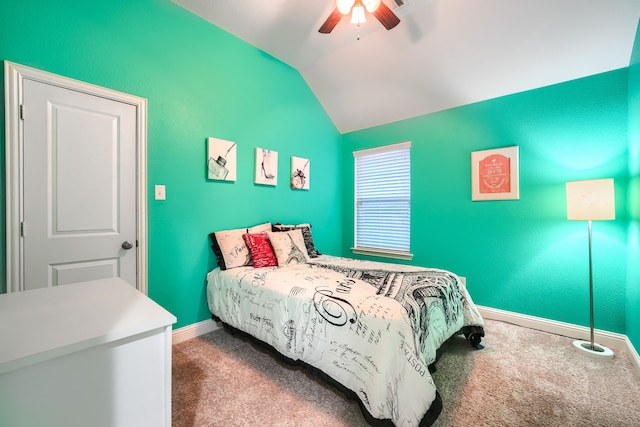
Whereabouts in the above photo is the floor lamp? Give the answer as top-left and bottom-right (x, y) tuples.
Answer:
(566, 178), (615, 359)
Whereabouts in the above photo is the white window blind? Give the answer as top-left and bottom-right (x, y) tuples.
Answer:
(353, 141), (411, 259)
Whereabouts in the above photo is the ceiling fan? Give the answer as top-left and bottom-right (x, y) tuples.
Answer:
(319, 0), (401, 34)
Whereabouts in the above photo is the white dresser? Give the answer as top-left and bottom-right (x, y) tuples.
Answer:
(0, 278), (176, 427)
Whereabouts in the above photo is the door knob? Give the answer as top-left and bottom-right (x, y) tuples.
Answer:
(121, 241), (134, 250)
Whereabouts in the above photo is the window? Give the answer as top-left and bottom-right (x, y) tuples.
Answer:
(353, 141), (412, 260)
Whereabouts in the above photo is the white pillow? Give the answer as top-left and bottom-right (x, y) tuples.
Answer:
(271, 223), (320, 258)
(248, 222), (272, 233)
(266, 229), (310, 265)
(214, 228), (252, 269)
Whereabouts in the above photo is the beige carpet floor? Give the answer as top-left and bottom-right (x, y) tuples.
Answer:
(172, 319), (640, 426)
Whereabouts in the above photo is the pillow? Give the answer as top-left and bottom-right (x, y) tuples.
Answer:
(209, 232), (230, 269)
(272, 223), (294, 231)
(211, 228), (252, 270)
(242, 233), (278, 268)
(266, 229), (310, 266)
(272, 223), (320, 258)
(248, 222), (272, 233)
(208, 222), (272, 269)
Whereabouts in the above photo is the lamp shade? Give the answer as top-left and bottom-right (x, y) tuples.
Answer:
(566, 178), (615, 221)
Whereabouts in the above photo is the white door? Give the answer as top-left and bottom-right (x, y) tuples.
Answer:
(5, 62), (147, 293)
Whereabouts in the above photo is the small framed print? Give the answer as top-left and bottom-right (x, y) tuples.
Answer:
(290, 156), (310, 190)
(207, 137), (237, 181)
(255, 148), (278, 186)
(471, 146), (519, 201)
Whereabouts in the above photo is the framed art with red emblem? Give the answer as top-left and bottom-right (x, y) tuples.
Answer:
(471, 146), (519, 201)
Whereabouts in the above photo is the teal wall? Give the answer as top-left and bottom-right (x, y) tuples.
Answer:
(342, 69), (630, 335)
(627, 23), (640, 352)
(0, 0), (342, 328)
(1, 1), (638, 352)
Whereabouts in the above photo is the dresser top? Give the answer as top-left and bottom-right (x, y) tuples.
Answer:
(0, 278), (176, 374)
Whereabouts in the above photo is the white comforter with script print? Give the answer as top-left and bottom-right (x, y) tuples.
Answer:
(206, 255), (484, 427)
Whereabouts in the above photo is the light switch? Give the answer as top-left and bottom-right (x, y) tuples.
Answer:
(155, 185), (166, 200)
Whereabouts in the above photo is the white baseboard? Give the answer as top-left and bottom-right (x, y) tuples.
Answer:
(624, 336), (640, 376)
(478, 305), (640, 375)
(172, 318), (219, 345)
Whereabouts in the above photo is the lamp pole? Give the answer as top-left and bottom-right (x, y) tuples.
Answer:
(587, 219), (595, 350)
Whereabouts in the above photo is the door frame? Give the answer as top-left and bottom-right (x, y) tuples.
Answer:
(4, 61), (148, 294)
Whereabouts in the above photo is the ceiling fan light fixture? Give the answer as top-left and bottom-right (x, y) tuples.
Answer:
(362, 0), (381, 13)
(350, 4), (366, 24)
(337, 0), (355, 15)
(319, 0), (400, 34)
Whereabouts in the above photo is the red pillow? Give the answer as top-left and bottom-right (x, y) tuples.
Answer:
(242, 233), (278, 268)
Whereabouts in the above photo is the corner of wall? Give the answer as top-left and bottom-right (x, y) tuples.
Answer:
(1, 62), (6, 294)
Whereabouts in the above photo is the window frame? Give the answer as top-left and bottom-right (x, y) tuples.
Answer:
(352, 141), (413, 261)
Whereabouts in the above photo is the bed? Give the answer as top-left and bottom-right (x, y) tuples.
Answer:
(206, 223), (485, 427)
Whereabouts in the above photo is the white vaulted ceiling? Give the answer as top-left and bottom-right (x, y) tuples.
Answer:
(172, 0), (640, 133)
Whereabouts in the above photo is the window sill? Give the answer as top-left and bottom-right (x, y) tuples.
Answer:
(351, 247), (414, 261)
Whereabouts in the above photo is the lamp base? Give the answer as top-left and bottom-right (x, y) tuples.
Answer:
(572, 340), (614, 359)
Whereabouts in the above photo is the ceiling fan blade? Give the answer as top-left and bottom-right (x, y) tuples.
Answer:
(318, 8), (344, 34)
(372, 2), (400, 30)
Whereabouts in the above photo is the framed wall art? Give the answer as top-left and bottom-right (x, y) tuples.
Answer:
(255, 148), (278, 186)
(471, 146), (519, 201)
(207, 137), (237, 181)
(290, 156), (310, 190)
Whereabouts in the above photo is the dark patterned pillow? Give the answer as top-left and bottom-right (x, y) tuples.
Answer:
(272, 223), (320, 258)
(242, 233), (278, 268)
